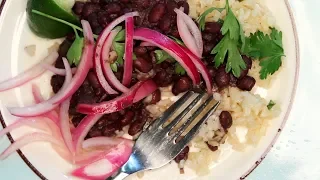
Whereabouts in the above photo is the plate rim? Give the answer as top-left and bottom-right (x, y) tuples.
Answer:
(0, 0), (300, 179)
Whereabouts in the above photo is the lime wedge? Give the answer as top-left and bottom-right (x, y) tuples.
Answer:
(27, 0), (79, 39)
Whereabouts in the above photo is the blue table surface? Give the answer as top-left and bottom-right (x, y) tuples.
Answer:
(1, 0), (320, 179)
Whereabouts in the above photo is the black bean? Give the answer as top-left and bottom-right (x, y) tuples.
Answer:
(214, 70), (230, 88)
(172, 76), (192, 95)
(119, 0), (130, 3)
(159, 15), (172, 32)
(133, 57), (153, 73)
(134, 46), (148, 56)
(105, 2), (121, 14)
(219, 111), (233, 129)
(207, 66), (217, 79)
(237, 76), (256, 91)
(202, 32), (214, 42)
(120, 111), (135, 126)
(150, 89), (161, 104)
(170, 26), (180, 38)
(58, 40), (73, 58)
(97, 11), (109, 27)
(93, 26), (103, 35)
(203, 42), (215, 55)
(153, 70), (173, 87)
(242, 55), (253, 69)
(134, 0), (150, 9)
(87, 12), (100, 28)
(88, 128), (103, 138)
(174, 146), (189, 163)
(87, 71), (101, 89)
(109, 112), (121, 121)
(103, 124), (117, 137)
(204, 22), (222, 34)
(109, 13), (120, 20)
(229, 73), (238, 87)
(166, 1), (178, 14)
(206, 142), (218, 152)
(149, 3), (166, 23)
(51, 75), (65, 93)
(239, 69), (249, 79)
(177, 1), (189, 14)
(72, 2), (85, 16)
(82, 3), (100, 18)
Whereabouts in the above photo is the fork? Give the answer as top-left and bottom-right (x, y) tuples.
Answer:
(110, 91), (221, 180)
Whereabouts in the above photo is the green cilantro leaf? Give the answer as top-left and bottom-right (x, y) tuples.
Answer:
(211, 0), (246, 78)
(259, 55), (283, 79)
(112, 42), (125, 66)
(212, 35), (246, 77)
(220, 0), (240, 40)
(267, 100), (276, 110)
(154, 50), (174, 64)
(114, 29), (125, 42)
(67, 28), (84, 66)
(67, 36), (84, 66)
(242, 28), (284, 79)
(197, 7), (224, 31)
(110, 63), (118, 72)
(175, 63), (186, 75)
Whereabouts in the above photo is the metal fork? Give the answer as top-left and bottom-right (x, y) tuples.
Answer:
(110, 91), (221, 180)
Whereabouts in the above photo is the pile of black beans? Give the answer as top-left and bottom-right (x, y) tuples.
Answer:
(50, 0), (259, 153)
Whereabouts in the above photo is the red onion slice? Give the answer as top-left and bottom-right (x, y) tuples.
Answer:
(180, 46), (213, 94)
(140, 41), (156, 47)
(0, 118), (49, 138)
(72, 115), (103, 152)
(71, 141), (132, 180)
(77, 79), (156, 114)
(0, 52), (58, 92)
(40, 63), (77, 75)
(31, 84), (59, 125)
(176, 13), (200, 57)
(95, 12), (139, 94)
(175, 8), (203, 57)
(9, 21), (93, 117)
(101, 28), (129, 93)
(0, 132), (64, 160)
(82, 137), (133, 150)
(122, 16), (134, 86)
(9, 58), (72, 117)
(59, 97), (75, 154)
(133, 28), (201, 84)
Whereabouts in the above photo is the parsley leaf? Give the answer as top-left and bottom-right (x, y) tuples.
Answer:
(110, 63), (118, 72)
(211, 0), (246, 77)
(212, 35), (246, 77)
(197, 7), (224, 31)
(112, 42), (125, 66)
(175, 63), (186, 75)
(114, 29), (125, 42)
(267, 100), (276, 110)
(154, 50), (174, 64)
(242, 28), (284, 79)
(67, 28), (84, 66)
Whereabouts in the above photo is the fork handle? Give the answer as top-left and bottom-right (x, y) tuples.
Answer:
(109, 171), (129, 180)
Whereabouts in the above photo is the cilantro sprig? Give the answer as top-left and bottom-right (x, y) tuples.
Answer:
(211, 0), (246, 78)
(267, 100), (276, 110)
(242, 28), (284, 79)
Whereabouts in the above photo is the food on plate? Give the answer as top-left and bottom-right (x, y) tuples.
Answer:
(0, 0), (283, 178)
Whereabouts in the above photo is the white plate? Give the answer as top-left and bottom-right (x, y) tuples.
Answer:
(0, 0), (299, 179)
